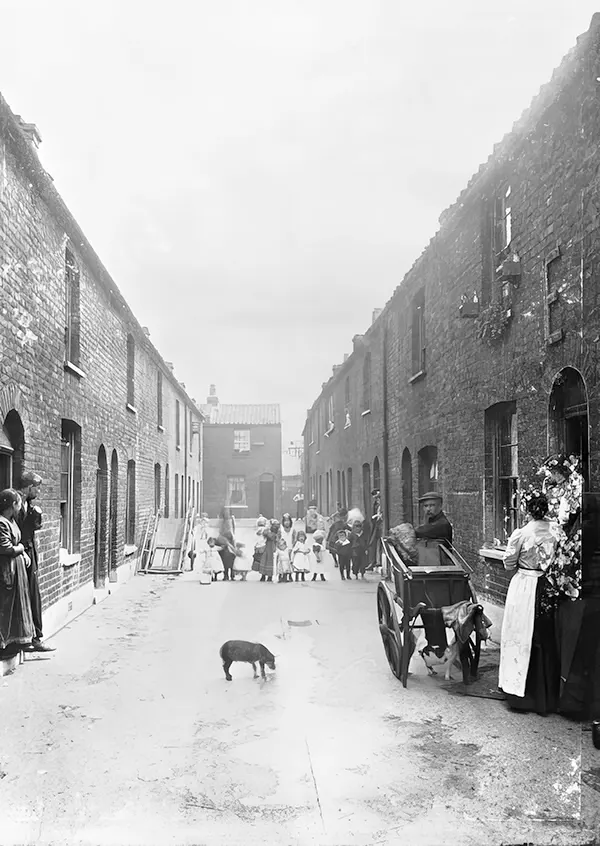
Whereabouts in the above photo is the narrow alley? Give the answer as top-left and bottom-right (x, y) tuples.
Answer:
(0, 527), (596, 846)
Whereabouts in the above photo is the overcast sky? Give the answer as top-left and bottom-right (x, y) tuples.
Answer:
(1, 1), (597, 444)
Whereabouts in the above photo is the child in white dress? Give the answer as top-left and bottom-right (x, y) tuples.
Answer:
(204, 536), (225, 581)
(311, 529), (327, 582)
(291, 530), (312, 582)
(275, 538), (293, 582)
(233, 541), (252, 580)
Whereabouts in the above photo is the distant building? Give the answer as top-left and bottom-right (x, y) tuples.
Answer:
(201, 386), (282, 519)
(282, 442), (303, 518)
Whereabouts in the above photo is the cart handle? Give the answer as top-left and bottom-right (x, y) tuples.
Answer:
(381, 538), (413, 580)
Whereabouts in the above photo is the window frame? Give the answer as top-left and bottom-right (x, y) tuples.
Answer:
(362, 352), (372, 412)
(226, 475), (247, 508)
(60, 420), (81, 555)
(233, 429), (251, 453)
(64, 248), (81, 368)
(411, 290), (426, 378)
(485, 402), (519, 544)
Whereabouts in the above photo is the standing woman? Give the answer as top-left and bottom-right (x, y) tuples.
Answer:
(219, 506), (236, 541)
(499, 492), (559, 715)
(0, 489), (34, 651)
(278, 514), (297, 552)
(259, 519), (280, 582)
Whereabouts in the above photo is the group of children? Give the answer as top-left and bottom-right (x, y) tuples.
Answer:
(254, 514), (328, 582)
(326, 507), (370, 580)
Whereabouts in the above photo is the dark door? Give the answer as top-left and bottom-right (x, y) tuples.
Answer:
(94, 447), (108, 587)
(109, 450), (118, 582)
(259, 478), (275, 518)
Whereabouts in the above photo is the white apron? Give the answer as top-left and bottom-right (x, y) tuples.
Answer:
(498, 568), (543, 698)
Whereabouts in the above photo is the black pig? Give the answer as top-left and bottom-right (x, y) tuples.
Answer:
(219, 640), (276, 681)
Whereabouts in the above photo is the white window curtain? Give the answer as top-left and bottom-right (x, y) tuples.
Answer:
(226, 476), (246, 506)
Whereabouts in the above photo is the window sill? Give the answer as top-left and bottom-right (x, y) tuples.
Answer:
(309, 441), (315, 446)
(344, 422), (351, 430)
(409, 370), (427, 385)
(361, 409), (371, 417)
(324, 428), (334, 438)
(60, 550), (81, 568)
(64, 361), (86, 379)
(228, 505), (248, 509)
(157, 425), (165, 433)
(126, 403), (137, 414)
(124, 544), (138, 557)
(478, 547), (506, 562)
(546, 329), (564, 346)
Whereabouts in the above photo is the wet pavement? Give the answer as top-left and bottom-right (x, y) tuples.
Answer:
(0, 524), (598, 845)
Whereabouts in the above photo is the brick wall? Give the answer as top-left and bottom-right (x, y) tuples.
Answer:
(303, 15), (600, 606)
(203, 424), (282, 518)
(0, 99), (202, 614)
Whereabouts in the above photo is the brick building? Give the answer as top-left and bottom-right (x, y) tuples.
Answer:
(303, 14), (600, 619)
(0, 92), (203, 639)
(202, 386), (282, 519)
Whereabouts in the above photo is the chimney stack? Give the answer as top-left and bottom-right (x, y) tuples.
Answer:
(15, 116), (42, 149)
(372, 308), (383, 324)
(206, 384), (219, 406)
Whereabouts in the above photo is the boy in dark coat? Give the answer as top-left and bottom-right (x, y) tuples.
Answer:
(332, 528), (352, 580)
(350, 520), (369, 579)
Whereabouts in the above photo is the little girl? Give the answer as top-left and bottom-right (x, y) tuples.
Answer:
(203, 536), (224, 581)
(291, 530), (312, 582)
(310, 529), (327, 582)
(233, 541), (252, 581)
(253, 517), (268, 572)
(275, 538), (293, 582)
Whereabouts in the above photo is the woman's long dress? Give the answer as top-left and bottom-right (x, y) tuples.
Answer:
(0, 515), (34, 651)
(499, 519), (559, 715)
(259, 529), (278, 577)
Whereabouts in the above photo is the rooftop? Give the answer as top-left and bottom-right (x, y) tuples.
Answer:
(201, 404), (281, 426)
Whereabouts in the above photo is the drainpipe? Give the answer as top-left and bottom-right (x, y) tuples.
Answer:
(382, 317), (390, 534)
(184, 404), (189, 512)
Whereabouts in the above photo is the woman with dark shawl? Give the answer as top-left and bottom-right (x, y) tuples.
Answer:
(0, 488), (34, 652)
(259, 519), (280, 582)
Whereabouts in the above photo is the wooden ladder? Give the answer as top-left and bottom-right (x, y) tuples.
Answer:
(138, 511), (160, 573)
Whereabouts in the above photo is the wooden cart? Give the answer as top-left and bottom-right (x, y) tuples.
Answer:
(377, 537), (481, 688)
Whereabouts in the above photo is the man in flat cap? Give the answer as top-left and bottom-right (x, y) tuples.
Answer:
(415, 492), (453, 547)
(17, 470), (55, 652)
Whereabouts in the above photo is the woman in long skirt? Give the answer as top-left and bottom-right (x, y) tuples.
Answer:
(0, 489), (34, 651)
(259, 520), (279, 582)
(499, 493), (559, 716)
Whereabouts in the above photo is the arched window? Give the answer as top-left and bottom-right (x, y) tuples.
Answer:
(548, 367), (589, 487)
(1, 410), (24, 489)
(401, 449), (413, 525)
(362, 352), (372, 411)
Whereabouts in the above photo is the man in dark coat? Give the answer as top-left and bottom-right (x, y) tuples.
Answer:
(17, 470), (55, 652)
(415, 492), (453, 547)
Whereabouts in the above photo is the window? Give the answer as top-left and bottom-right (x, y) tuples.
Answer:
(60, 420), (81, 554)
(484, 402), (518, 543)
(325, 395), (334, 434)
(544, 247), (564, 345)
(189, 410), (193, 455)
(154, 463), (161, 514)
(418, 446), (438, 500)
(174, 474), (179, 517)
(64, 248), (80, 366)
(175, 401), (181, 449)
(126, 334), (135, 407)
(125, 460), (136, 545)
(157, 371), (163, 427)
(411, 290), (426, 377)
(494, 185), (512, 259)
(337, 470), (341, 506)
(482, 183), (513, 305)
(401, 449), (413, 525)
(326, 473), (331, 515)
(362, 352), (372, 411)
(164, 464), (170, 518)
(196, 481), (199, 511)
(226, 476), (246, 507)
(362, 463), (371, 518)
(234, 429), (251, 453)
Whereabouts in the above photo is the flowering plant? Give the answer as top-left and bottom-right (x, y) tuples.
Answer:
(477, 301), (512, 345)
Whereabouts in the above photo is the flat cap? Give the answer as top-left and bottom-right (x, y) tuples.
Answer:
(418, 491), (442, 503)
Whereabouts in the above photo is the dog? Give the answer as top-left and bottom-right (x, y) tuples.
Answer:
(418, 643), (462, 677)
(219, 640), (276, 681)
(417, 600), (492, 682)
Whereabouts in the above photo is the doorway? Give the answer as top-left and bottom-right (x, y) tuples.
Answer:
(548, 367), (589, 488)
(259, 473), (275, 518)
(109, 449), (118, 582)
(94, 446), (108, 587)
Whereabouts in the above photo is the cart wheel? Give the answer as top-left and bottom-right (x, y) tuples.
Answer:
(377, 584), (402, 680)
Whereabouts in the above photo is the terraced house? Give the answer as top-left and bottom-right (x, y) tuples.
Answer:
(0, 92), (203, 641)
(303, 14), (600, 622)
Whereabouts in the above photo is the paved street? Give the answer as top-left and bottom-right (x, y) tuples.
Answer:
(0, 525), (597, 846)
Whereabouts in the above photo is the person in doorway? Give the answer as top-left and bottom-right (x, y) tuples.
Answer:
(366, 489), (383, 571)
(0, 489), (35, 652)
(499, 492), (559, 716)
(414, 492), (453, 547)
(17, 471), (55, 652)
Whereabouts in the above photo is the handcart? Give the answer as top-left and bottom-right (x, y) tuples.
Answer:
(377, 536), (482, 688)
